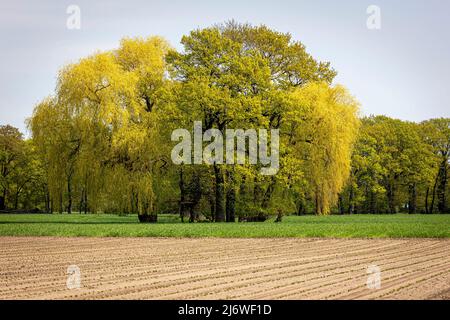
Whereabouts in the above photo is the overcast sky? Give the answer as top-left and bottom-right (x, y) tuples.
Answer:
(0, 0), (449, 133)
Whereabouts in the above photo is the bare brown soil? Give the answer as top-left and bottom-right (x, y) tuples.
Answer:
(0, 237), (449, 300)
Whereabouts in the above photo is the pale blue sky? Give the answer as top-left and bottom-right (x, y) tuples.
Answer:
(0, 0), (449, 133)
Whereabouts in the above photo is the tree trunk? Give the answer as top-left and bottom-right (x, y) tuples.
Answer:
(408, 183), (417, 214)
(45, 192), (50, 213)
(425, 187), (430, 214)
(315, 192), (321, 215)
(213, 165), (225, 222)
(179, 167), (185, 222)
(297, 197), (305, 215)
(338, 194), (345, 215)
(430, 171), (439, 214)
(79, 188), (84, 214)
(387, 182), (395, 214)
(84, 187), (88, 214)
(437, 160), (448, 213)
(0, 188), (6, 210)
(189, 204), (196, 223)
(14, 188), (19, 210)
(67, 174), (72, 214)
(59, 191), (63, 213)
(369, 191), (376, 214)
(348, 185), (354, 214)
(225, 169), (236, 222)
(190, 169), (202, 223)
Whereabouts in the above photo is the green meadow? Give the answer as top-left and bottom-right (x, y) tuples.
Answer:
(0, 213), (449, 238)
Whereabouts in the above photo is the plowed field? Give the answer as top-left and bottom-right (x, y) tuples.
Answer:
(0, 237), (449, 300)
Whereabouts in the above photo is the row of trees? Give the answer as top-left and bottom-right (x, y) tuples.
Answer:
(0, 125), (45, 211)
(341, 116), (449, 214)
(1, 22), (449, 219)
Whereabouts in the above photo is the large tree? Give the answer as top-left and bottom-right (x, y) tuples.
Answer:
(29, 37), (171, 220)
(167, 23), (359, 217)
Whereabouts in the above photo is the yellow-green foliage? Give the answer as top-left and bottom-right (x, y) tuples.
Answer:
(28, 25), (362, 217)
(30, 37), (171, 215)
(286, 83), (360, 214)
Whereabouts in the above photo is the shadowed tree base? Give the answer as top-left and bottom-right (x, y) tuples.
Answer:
(138, 214), (158, 223)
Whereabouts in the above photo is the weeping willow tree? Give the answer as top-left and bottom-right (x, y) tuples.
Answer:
(28, 97), (78, 213)
(29, 37), (171, 221)
(284, 82), (360, 215)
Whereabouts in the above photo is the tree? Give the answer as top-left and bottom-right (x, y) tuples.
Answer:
(0, 125), (45, 211)
(342, 116), (436, 214)
(0, 125), (25, 210)
(29, 37), (171, 220)
(420, 118), (450, 213)
(285, 83), (360, 214)
(25, 23), (446, 219)
(167, 22), (352, 218)
(167, 26), (273, 221)
(220, 22), (339, 216)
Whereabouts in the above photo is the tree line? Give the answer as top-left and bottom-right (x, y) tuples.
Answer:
(0, 22), (448, 220)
